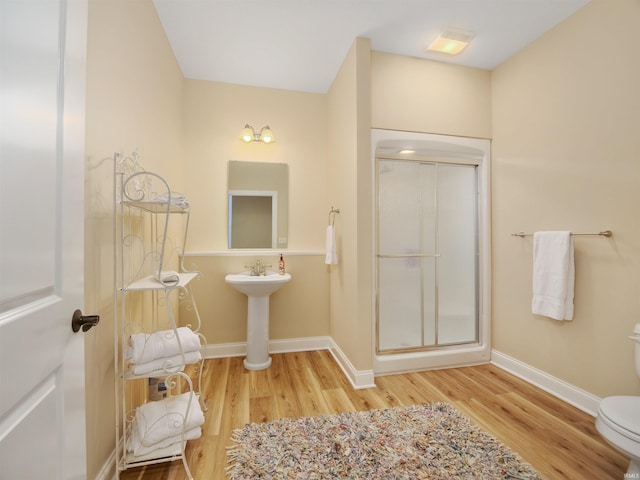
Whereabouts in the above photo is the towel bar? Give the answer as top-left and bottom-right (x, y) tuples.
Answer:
(512, 230), (612, 237)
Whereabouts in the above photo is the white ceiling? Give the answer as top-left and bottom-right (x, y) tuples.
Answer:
(153, 0), (590, 94)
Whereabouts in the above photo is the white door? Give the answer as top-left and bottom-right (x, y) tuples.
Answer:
(0, 0), (89, 478)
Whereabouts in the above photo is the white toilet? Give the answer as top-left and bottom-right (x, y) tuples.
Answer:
(596, 324), (640, 475)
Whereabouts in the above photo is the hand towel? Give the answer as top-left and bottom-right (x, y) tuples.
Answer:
(129, 350), (202, 375)
(325, 225), (338, 265)
(126, 392), (204, 456)
(154, 270), (180, 285)
(531, 231), (574, 321)
(127, 327), (201, 365)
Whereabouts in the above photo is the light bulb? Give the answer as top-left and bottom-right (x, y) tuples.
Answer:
(260, 126), (275, 144)
(241, 125), (255, 143)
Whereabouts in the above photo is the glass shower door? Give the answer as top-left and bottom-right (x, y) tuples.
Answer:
(376, 159), (478, 353)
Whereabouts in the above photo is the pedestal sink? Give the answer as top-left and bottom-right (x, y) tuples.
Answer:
(225, 270), (291, 370)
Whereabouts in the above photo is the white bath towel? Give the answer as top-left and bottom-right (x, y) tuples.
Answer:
(531, 231), (574, 321)
(325, 225), (338, 265)
(126, 426), (202, 457)
(126, 392), (204, 456)
(127, 327), (201, 365)
(129, 350), (202, 375)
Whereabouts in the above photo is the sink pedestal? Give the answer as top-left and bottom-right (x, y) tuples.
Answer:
(244, 296), (272, 370)
(224, 270), (291, 371)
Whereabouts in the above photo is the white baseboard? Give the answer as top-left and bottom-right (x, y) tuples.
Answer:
(491, 349), (601, 417)
(328, 338), (377, 390)
(202, 336), (333, 359)
(94, 448), (116, 480)
(202, 336), (376, 390)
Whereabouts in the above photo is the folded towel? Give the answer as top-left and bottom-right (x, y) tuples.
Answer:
(127, 327), (201, 365)
(531, 231), (574, 321)
(129, 350), (201, 375)
(325, 225), (338, 265)
(134, 392), (204, 446)
(152, 191), (190, 209)
(154, 270), (180, 285)
(126, 392), (204, 456)
(126, 426), (202, 457)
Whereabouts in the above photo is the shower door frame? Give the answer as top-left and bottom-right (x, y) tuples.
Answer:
(371, 129), (491, 373)
(376, 159), (479, 354)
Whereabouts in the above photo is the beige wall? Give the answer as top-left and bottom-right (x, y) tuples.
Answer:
(491, 0), (640, 398)
(327, 38), (373, 371)
(181, 254), (329, 344)
(182, 80), (327, 252)
(84, 0), (184, 477)
(372, 51), (492, 138)
(179, 80), (330, 348)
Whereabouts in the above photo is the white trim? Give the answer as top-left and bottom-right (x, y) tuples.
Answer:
(94, 448), (116, 480)
(184, 250), (326, 257)
(202, 341), (246, 358)
(491, 349), (601, 417)
(328, 338), (377, 390)
(373, 342), (491, 375)
(202, 336), (333, 359)
(270, 336), (333, 353)
(202, 337), (377, 390)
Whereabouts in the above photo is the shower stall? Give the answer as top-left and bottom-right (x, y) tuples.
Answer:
(372, 130), (491, 375)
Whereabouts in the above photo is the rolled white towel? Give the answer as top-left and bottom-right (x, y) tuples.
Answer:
(129, 351), (202, 376)
(154, 270), (180, 285)
(127, 327), (201, 365)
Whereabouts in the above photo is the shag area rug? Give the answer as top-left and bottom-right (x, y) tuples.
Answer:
(226, 402), (541, 479)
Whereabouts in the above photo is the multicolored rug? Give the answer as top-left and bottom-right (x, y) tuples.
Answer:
(226, 402), (541, 479)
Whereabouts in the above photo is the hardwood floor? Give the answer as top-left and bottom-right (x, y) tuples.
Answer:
(119, 351), (627, 479)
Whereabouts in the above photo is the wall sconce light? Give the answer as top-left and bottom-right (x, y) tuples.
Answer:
(241, 124), (276, 144)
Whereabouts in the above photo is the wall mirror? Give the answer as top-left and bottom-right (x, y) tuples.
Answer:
(228, 160), (288, 249)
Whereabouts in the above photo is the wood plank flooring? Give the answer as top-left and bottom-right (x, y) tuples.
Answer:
(119, 351), (627, 479)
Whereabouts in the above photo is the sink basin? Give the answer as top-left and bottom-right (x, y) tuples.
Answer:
(225, 270), (292, 370)
(225, 270), (291, 297)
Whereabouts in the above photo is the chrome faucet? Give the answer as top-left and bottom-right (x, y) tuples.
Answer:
(244, 259), (272, 276)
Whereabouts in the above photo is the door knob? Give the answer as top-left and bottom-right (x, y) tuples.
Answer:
(71, 309), (100, 333)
